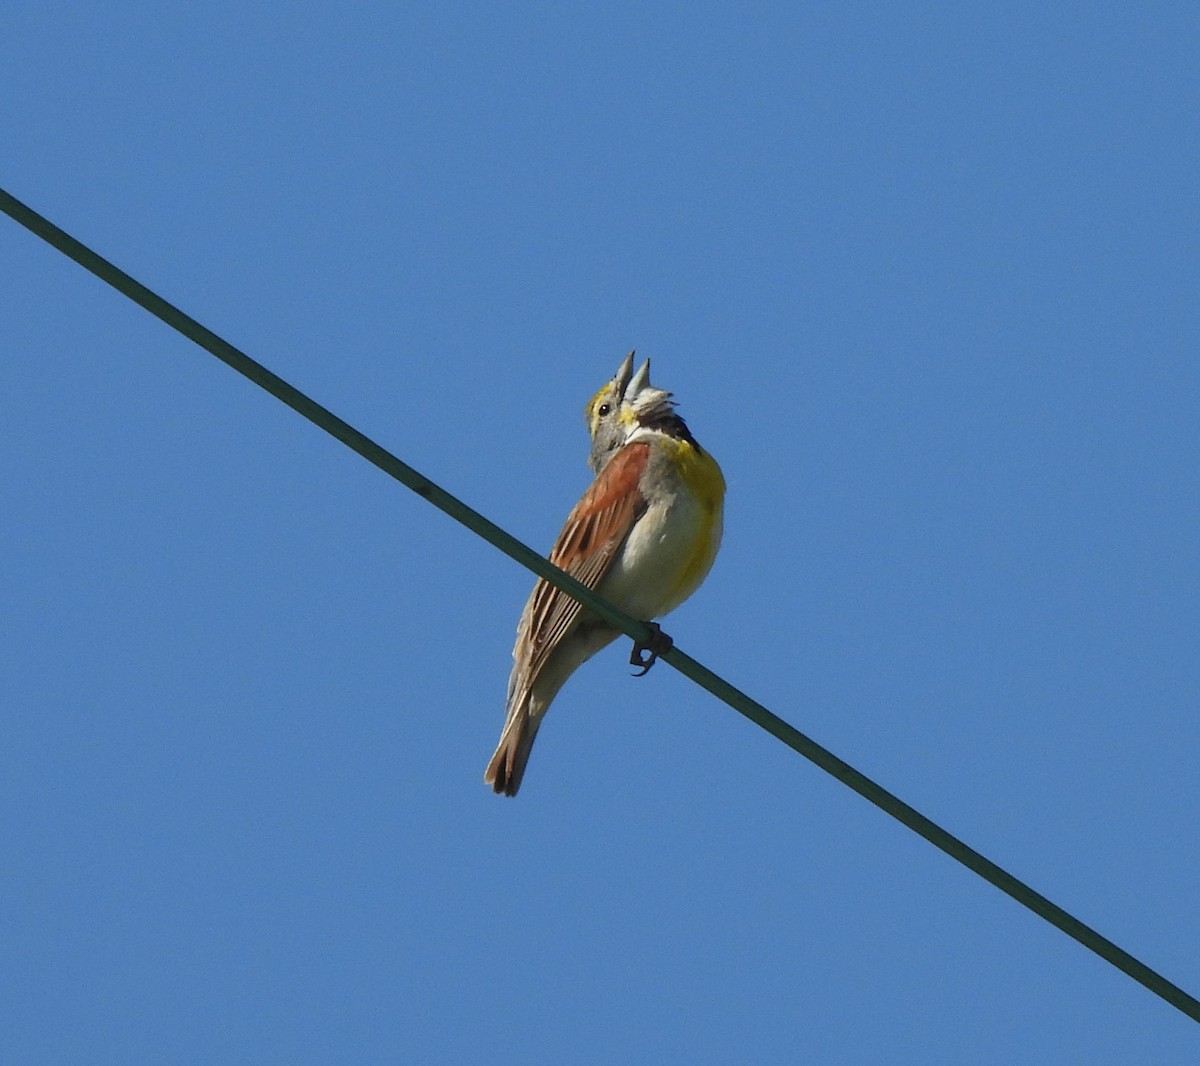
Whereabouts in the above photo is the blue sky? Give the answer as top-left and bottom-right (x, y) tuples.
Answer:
(3, 4), (1198, 1062)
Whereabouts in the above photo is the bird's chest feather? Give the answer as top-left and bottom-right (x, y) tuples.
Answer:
(599, 450), (724, 620)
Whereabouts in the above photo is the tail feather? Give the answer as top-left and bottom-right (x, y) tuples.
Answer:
(483, 700), (542, 797)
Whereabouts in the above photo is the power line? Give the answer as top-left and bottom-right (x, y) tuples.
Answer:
(3, 185), (1197, 1025)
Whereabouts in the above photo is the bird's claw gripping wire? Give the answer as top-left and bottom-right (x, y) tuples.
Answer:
(630, 623), (672, 676)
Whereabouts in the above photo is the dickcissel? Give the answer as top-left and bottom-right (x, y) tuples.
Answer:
(484, 352), (725, 795)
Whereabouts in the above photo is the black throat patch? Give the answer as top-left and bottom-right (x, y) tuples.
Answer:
(639, 410), (703, 454)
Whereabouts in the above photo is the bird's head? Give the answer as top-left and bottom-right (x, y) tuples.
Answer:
(585, 351), (687, 472)
(583, 351), (675, 473)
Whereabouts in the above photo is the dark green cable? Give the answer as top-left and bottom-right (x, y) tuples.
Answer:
(3, 185), (1197, 1026)
(0, 187), (646, 646)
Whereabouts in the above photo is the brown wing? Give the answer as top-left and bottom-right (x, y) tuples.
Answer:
(511, 441), (650, 699)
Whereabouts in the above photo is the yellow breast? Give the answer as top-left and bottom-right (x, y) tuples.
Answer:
(661, 436), (725, 608)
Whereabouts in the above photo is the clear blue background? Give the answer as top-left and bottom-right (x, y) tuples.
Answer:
(3, 4), (1198, 1063)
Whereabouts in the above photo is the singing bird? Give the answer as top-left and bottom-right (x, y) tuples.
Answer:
(484, 352), (725, 795)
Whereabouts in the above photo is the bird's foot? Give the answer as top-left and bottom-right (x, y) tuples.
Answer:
(630, 623), (673, 677)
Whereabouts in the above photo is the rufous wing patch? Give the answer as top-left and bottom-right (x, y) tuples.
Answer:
(516, 442), (650, 690)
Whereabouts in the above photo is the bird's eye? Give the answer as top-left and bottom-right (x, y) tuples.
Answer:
(598, 403), (611, 416)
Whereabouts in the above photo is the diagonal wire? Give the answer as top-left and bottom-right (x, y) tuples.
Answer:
(3, 185), (1197, 1025)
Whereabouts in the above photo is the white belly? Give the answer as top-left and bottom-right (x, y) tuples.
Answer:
(597, 486), (722, 622)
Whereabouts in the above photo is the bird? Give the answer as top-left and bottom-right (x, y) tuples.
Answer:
(484, 351), (725, 795)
